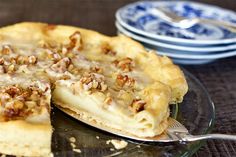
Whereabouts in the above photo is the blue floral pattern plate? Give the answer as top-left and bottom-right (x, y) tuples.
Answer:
(116, 21), (236, 54)
(116, 1), (236, 45)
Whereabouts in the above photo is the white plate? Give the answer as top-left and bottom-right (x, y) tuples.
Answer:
(116, 1), (236, 46)
(116, 22), (236, 60)
(116, 21), (236, 53)
(172, 58), (215, 65)
(153, 49), (236, 60)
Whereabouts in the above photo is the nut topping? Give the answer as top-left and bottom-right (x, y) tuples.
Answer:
(0, 84), (48, 121)
(113, 57), (134, 72)
(0, 58), (4, 65)
(50, 57), (71, 73)
(13, 100), (24, 110)
(28, 55), (38, 64)
(104, 96), (112, 105)
(90, 66), (103, 73)
(67, 31), (83, 51)
(129, 99), (146, 113)
(1, 45), (13, 55)
(16, 56), (28, 64)
(10, 55), (38, 65)
(101, 43), (116, 56)
(7, 64), (15, 73)
(0, 92), (11, 101)
(116, 74), (135, 88)
(4, 85), (21, 96)
(79, 73), (108, 92)
(44, 49), (62, 61)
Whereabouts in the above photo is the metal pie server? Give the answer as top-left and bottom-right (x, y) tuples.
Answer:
(58, 106), (236, 142)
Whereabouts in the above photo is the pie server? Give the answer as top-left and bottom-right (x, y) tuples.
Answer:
(58, 107), (236, 142)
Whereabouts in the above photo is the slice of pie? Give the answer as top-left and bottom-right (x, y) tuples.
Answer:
(0, 22), (188, 156)
(0, 74), (52, 156)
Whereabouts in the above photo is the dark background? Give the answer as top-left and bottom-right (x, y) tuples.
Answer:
(0, 0), (235, 156)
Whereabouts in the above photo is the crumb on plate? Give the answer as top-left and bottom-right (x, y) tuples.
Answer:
(69, 137), (76, 143)
(106, 139), (128, 150)
(73, 148), (81, 153)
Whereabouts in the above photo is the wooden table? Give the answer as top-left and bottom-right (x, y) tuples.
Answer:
(0, 0), (235, 156)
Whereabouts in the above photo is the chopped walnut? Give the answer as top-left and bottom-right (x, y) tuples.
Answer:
(0, 58), (4, 65)
(104, 96), (112, 105)
(90, 66), (103, 73)
(28, 55), (38, 64)
(58, 75), (71, 80)
(101, 43), (116, 55)
(13, 100), (24, 110)
(116, 74), (135, 88)
(79, 73), (108, 92)
(44, 49), (62, 61)
(3, 108), (21, 119)
(113, 57), (134, 72)
(5, 64), (15, 73)
(16, 56), (28, 64)
(0, 55), (37, 73)
(61, 46), (76, 58)
(0, 84), (47, 121)
(67, 31), (83, 51)
(1, 45), (13, 55)
(25, 101), (37, 108)
(15, 55), (38, 65)
(100, 82), (108, 92)
(68, 64), (80, 75)
(4, 85), (21, 97)
(50, 57), (71, 73)
(129, 99), (146, 113)
(0, 92), (11, 101)
(10, 58), (16, 64)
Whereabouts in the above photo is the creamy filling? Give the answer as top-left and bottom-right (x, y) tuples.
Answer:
(52, 85), (169, 137)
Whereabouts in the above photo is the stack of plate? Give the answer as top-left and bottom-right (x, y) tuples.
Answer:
(115, 1), (236, 64)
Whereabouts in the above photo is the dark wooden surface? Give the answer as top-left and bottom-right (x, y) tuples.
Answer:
(0, 0), (235, 156)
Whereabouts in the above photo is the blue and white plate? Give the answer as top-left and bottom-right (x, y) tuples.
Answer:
(117, 22), (236, 60)
(116, 1), (236, 45)
(116, 21), (236, 54)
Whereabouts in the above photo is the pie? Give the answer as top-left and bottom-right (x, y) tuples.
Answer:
(0, 22), (188, 156)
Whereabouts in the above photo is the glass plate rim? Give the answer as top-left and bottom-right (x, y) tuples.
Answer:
(180, 68), (215, 157)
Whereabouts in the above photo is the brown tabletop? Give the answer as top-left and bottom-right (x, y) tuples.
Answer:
(0, 0), (235, 156)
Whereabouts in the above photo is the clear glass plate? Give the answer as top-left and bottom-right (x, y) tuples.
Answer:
(52, 69), (215, 157)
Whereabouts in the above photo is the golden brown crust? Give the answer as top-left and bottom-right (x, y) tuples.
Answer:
(0, 120), (52, 156)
